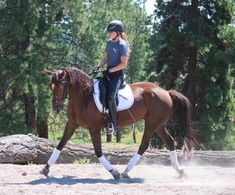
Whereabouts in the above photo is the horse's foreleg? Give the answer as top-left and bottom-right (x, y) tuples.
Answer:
(157, 126), (185, 177)
(89, 129), (120, 180)
(41, 121), (76, 176)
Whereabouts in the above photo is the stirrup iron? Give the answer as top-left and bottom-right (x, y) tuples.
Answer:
(106, 122), (116, 135)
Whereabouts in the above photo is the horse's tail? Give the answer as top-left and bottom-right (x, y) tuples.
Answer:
(169, 90), (195, 159)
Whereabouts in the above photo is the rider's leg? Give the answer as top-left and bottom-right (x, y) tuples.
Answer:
(106, 75), (122, 134)
(107, 99), (117, 134)
(99, 77), (108, 109)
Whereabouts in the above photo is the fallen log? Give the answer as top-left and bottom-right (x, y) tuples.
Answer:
(0, 134), (234, 167)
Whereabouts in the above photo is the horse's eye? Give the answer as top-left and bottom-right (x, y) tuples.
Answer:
(59, 82), (66, 89)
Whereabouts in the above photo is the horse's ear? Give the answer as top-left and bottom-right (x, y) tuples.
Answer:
(60, 69), (66, 77)
(43, 69), (53, 78)
(60, 68), (68, 78)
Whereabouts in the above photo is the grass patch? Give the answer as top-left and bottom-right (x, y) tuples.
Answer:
(73, 157), (91, 164)
(48, 126), (144, 146)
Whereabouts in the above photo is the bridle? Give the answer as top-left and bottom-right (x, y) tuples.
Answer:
(50, 68), (99, 112)
(51, 74), (68, 111)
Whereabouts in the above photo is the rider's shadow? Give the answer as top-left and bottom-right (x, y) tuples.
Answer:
(28, 175), (145, 185)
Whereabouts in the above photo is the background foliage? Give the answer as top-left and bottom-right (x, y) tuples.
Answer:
(0, 0), (234, 150)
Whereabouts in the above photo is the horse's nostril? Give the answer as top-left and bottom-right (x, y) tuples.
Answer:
(52, 102), (64, 114)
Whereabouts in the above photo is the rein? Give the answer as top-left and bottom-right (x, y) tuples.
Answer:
(78, 70), (101, 93)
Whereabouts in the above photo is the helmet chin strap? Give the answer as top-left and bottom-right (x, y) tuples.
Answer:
(112, 33), (119, 41)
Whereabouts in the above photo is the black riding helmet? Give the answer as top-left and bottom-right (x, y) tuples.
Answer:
(107, 20), (124, 32)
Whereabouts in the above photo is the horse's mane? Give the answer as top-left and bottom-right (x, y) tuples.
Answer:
(64, 67), (93, 96)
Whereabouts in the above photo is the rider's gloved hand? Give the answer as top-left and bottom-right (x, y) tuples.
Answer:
(102, 70), (110, 78)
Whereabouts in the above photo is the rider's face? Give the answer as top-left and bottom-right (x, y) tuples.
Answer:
(108, 31), (117, 40)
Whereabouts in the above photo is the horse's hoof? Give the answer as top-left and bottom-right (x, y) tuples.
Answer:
(121, 172), (131, 179)
(110, 168), (120, 180)
(40, 166), (50, 176)
(178, 169), (187, 178)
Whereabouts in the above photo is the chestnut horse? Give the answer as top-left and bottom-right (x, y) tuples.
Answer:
(41, 67), (195, 180)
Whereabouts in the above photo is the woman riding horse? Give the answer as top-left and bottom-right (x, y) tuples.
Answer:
(94, 20), (130, 134)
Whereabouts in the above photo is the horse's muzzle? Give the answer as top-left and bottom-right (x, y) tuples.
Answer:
(52, 100), (65, 113)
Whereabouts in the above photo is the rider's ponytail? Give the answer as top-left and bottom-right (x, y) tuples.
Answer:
(118, 32), (131, 54)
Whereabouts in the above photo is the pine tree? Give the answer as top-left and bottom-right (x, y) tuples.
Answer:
(0, 0), (72, 137)
(150, 0), (235, 149)
(0, 0), (152, 141)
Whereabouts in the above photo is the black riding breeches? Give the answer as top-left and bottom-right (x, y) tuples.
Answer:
(105, 71), (123, 103)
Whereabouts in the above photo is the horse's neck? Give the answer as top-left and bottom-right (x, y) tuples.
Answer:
(68, 76), (92, 104)
(67, 82), (92, 127)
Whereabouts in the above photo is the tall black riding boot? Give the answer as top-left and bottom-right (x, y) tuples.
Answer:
(107, 100), (117, 134)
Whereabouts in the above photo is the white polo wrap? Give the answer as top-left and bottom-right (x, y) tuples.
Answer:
(98, 155), (113, 171)
(47, 149), (61, 166)
(169, 150), (182, 170)
(126, 153), (141, 172)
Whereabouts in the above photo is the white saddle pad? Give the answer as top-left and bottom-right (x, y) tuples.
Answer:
(93, 79), (134, 113)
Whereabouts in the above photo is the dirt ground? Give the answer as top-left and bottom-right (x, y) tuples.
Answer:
(0, 163), (234, 195)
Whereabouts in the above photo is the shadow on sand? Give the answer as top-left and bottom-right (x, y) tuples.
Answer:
(28, 175), (145, 185)
(12, 175), (145, 185)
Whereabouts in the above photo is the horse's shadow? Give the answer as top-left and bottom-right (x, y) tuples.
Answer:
(28, 175), (145, 185)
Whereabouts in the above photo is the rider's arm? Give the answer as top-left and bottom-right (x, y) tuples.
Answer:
(109, 55), (128, 73)
(97, 53), (107, 69)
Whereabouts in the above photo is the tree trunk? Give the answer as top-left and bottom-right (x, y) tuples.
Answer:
(37, 120), (48, 138)
(36, 84), (49, 138)
(162, 52), (184, 90)
(184, 0), (198, 109)
(132, 125), (136, 144)
(116, 128), (121, 143)
(185, 44), (197, 105)
(1, 134), (235, 166)
(106, 134), (112, 142)
(23, 84), (36, 130)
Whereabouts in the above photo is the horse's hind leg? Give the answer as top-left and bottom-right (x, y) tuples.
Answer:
(157, 126), (185, 177)
(89, 129), (120, 180)
(122, 119), (157, 178)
